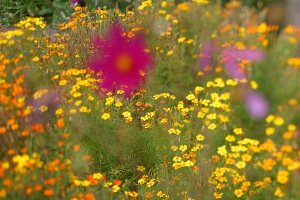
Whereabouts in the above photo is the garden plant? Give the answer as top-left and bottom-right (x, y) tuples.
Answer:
(1, 0), (300, 199)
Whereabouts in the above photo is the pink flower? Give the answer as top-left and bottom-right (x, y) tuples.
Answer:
(88, 24), (153, 97)
(199, 41), (215, 72)
(245, 90), (269, 119)
(222, 48), (264, 80)
(70, 0), (81, 4)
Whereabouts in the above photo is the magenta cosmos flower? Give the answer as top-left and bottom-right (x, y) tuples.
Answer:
(245, 90), (269, 119)
(88, 24), (153, 97)
(222, 48), (264, 80)
(198, 40), (215, 72)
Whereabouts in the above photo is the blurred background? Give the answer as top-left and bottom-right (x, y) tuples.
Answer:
(0, 0), (300, 27)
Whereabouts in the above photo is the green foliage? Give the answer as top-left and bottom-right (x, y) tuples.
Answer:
(0, 0), (277, 27)
(0, 0), (72, 26)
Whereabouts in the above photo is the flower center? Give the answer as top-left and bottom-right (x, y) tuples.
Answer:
(115, 53), (133, 74)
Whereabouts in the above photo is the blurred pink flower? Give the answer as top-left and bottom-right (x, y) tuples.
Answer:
(88, 24), (153, 97)
(70, 0), (82, 7)
(222, 48), (264, 80)
(199, 41), (215, 71)
(245, 90), (269, 119)
(70, 0), (81, 4)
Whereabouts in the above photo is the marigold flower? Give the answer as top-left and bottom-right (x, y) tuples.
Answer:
(56, 118), (65, 128)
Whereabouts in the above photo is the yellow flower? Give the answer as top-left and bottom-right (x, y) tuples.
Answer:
(213, 192), (223, 199)
(194, 86), (204, 94)
(173, 156), (182, 162)
(234, 189), (243, 198)
(260, 158), (276, 171)
(92, 173), (103, 179)
(168, 128), (181, 135)
(105, 97), (114, 106)
(0, 189), (7, 198)
(236, 161), (246, 169)
(101, 112), (111, 120)
(112, 185), (120, 193)
(79, 106), (90, 113)
(39, 105), (48, 112)
(217, 146), (227, 156)
(161, 1), (167, 8)
(32, 56), (40, 62)
(257, 23), (267, 33)
(138, 0), (152, 10)
(288, 124), (297, 131)
(59, 79), (67, 86)
(142, 123), (151, 128)
(157, 191), (167, 198)
(241, 154), (252, 162)
(33, 89), (48, 99)
(226, 79), (238, 86)
(81, 180), (91, 187)
(196, 134), (205, 141)
(88, 95), (94, 101)
(75, 101), (82, 106)
(192, 0), (209, 5)
(274, 117), (284, 126)
(225, 135), (236, 142)
(265, 114), (275, 123)
(179, 145), (187, 152)
(55, 108), (64, 116)
(250, 81), (258, 89)
(233, 128), (243, 135)
(277, 170), (289, 184)
(171, 146), (178, 151)
(73, 92), (82, 98)
(274, 187), (284, 197)
(288, 57), (300, 68)
(146, 179), (155, 187)
(160, 118), (168, 124)
(136, 165), (146, 172)
(138, 175), (147, 185)
(166, 50), (174, 56)
(177, 3), (189, 12)
(125, 191), (138, 198)
(208, 123), (217, 130)
(178, 36), (186, 43)
(265, 127), (275, 135)
(115, 100), (123, 107)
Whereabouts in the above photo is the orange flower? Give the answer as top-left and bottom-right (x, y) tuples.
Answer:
(7, 149), (15, 156)
(113, 179), (122, 186)
(73, 144), (80, 152)
(87, 175), (98, 185)
(44, 178), (55, 185)
(85, 193), (95, 200)
(62, 132), (70, 139)
(25, 187), (33, 195)
(0, 168), (4, 177)
(145, 192), (153, 199)
(21, 148), (27, 154)
(83, 154), (91, 160)
(3, 179), (12, 187)
(43, 189), (54, 196)
(0, 127), (6, 134)
(57, 141), (64, 147)
(34, 184), (42, 191)
(56, 118), (65, 128)
(31, 123), (44, 133)
(21, 130), (29, 136)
